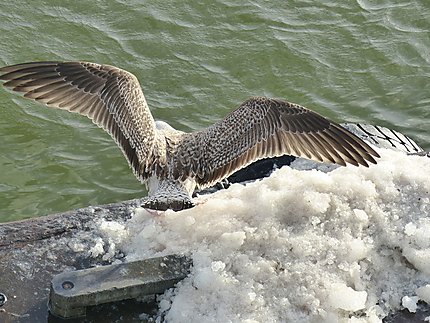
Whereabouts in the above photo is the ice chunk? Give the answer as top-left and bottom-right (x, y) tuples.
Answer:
(416, 285), (430, 304)
(347, 238), (368, 262)
(327, 283), (367, 311)
(402, 247), (430, 275)
(401, 295), (419, 313)
(404, 222), (417, 236)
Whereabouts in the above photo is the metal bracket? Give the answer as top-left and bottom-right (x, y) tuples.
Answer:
(49, 255), (192, 318)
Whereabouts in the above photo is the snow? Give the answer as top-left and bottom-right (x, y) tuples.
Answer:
(89, 238), (105, 258)
(95, 148), (430, 323)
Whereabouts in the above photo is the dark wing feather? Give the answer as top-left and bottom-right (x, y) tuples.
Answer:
(0, 61), (156, 182)
(175, 97), (380, 187)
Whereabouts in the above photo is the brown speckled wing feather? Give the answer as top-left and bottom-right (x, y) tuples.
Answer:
(175, 97), (380, 187)
(0, 61), (156, 182)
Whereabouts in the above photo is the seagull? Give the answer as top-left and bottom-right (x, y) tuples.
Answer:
(0, 61), (380, 211)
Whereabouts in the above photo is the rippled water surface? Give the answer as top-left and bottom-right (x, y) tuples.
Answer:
(0, 0), (429, 221)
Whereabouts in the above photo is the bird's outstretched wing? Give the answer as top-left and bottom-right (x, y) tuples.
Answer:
(175, 97), (380, 187)
(0, 61), (156, 182)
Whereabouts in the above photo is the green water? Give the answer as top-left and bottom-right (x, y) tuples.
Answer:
(0, 0), (429, 222)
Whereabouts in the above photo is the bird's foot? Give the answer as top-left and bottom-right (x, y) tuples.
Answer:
(193, 198), (208, 206)
(216, 178), (231, 190)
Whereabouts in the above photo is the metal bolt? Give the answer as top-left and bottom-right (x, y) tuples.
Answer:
(62, 281), (74, 290)
(0, 293), (7, 307)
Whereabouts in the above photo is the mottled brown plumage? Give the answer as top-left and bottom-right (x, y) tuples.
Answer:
(0, 61), (380, 211)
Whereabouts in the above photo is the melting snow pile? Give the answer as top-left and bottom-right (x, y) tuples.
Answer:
(96, 148), (430, 323)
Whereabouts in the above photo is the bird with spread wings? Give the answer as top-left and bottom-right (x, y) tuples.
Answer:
(0, 61), (379, 211)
